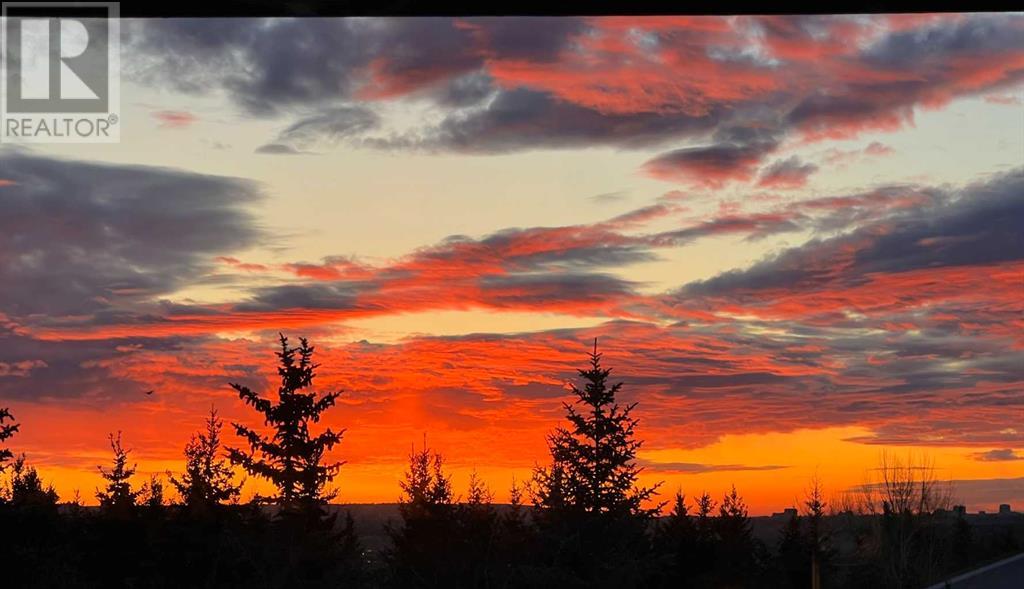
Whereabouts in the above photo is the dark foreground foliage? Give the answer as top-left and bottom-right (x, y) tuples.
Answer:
(1, 487), (1020, 589)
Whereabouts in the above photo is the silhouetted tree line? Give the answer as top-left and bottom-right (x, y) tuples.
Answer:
(0, 335), (1020, 588)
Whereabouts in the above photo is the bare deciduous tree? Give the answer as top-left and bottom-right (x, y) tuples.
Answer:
(855, 451), (954, 589)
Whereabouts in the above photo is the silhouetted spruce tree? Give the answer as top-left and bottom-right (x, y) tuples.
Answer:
(228, 334), (344, 511)
(778, 510), (811, 589)
(504, 477), (527, 532)
(227, 334), (361, 586)
(495, 477), (534, 580)
(803, 476), (835, 587)
(92, 433), (146, 588)
(170, 407), (241, 512)
(717, 485), (751, 541)
(1, 454), (67, 588)
(508, 477), (524, 513)
(89, 438), (145, 589)
(457, 470), (500, 586)
(533, 340), (661, 517)
(164, 423), (269, 589)
(531, 340), (663, 586)
(387, 438), (459, 587)
(96, 432), (141, 515)
(714, 485), (765, 584)
(0, 407), (18, 472)
(7, 454), (59, 509)
(141, 475), (165, 509)
(399, 440), (454, 509)
(653, 489), (699, 584)
(531, 460), (570, 513)
(691, 490), (718, 583)
(465, 470), (493, 505)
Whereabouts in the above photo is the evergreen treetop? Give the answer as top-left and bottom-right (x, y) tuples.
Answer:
(398, 438), (454, 517)
(96, 432), (141, 511)
(227, 334), (344, 510)
(7, 454), (59, 508)
(533, 339), (662, 517)
(170, 407), (241, 509)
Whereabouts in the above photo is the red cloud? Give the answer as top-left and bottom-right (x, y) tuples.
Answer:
(756, 156), (818, 189)
(472, 15), (1024, 149)
(643, 143), (772, 188)
(282, 257), (374, 281)
(216, 256), (268, 272)
(477, 17), (784, 118)
(152, 110), (198, 129)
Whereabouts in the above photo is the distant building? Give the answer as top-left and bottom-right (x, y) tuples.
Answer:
(998, 504), (1012, 515)
(953, 505), (967, 517)
(771, 507), (798, 519)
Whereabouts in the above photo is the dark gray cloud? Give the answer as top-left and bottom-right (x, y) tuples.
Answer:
(588, 190), (629, 204)
(123, 15), (1024, 182)
(461, 17), (585, 63)
(395, 88), (722, 153)
(126, 18), (376, 115)
(0, 150), (264, 318)
(971, 449), (1024, 462)
(259, 105), (380, 152)
(0, 151), (264, 401)
(126, 17), (583, 117)
(477, 273), (637, 309)
(852, 171), (1024, 275)
(640, 124), (786, 185)
(643, 141), (774, 184)
(862, 14), (1024, 70)
(785, 93), (906, 135)
(254, 143), (312, 155)
(237, 282), (365, 313)
(757, 156), (818, 188)
(0, 331), (194, 401)
(277, 106), (379, 143)
(786, 16), (1024, 139)
(436, 72), (497, 108)
(684, 168), (1024, 297)
(651, 211), (804, 246)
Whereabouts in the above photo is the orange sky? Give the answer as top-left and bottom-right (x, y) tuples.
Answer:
(2, 14), (1023, 514)
(6, 328), (1023, 514)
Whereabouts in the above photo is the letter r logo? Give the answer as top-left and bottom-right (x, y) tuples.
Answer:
(19, 18), (100, 100)
(3, 3), (113, 113)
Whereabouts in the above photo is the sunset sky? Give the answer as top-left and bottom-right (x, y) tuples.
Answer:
(1, 14), (1022, 514)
